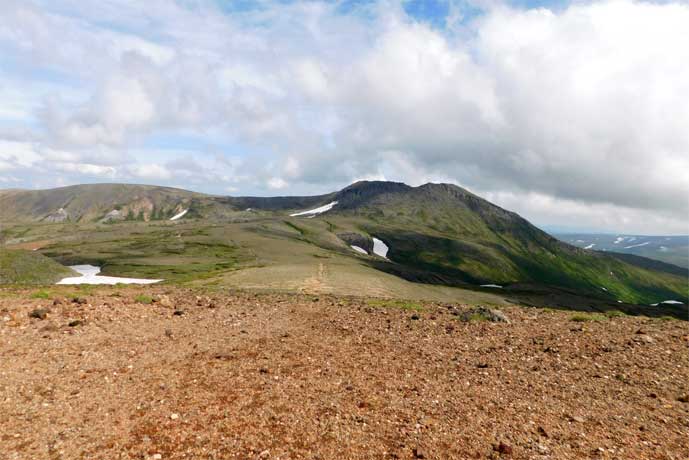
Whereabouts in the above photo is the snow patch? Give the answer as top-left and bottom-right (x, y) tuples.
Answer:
(480, 284), (503, 289)
(601, 287), (608, 291)
(624, 241), (649, 249)
(351, 245), (368, 255)
(584, 243), (595, 249)
(613, 237), (625, 244)
(57, 265), (162, 285)
(170, 209), (188, 221)
(372, 237), (389, 258)
(290, 201), (338, 217)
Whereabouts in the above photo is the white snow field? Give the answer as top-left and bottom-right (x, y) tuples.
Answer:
(584, 243), (595, 249)
(57, 265), (162, 285)
(480, 284), (503, 288)
(290, 201), (338, 217)
(650, 300), (684, 306)
(372, 238), (389, 258)
(351, 246), (368, 255)
(170, 209), (188, 221)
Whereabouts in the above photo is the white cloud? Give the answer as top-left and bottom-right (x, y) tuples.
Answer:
(0, 0), (687, 234)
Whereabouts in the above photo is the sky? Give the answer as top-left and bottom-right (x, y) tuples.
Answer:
(0, 0), (688, 235)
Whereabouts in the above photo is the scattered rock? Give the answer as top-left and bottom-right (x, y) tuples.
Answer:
(259, 367), (269, 374)
(213, 352), (234, 361)
(635, 334), (655, 344)
(477, 363), (489, 369)
(158, 295), (173, 308)
(410, 314), (420, 320)
(29, 308), (49, 320)
(173, 310), (185, 316)
(458, 306), (510, 323)
(412, 447), (426, 458)
(170, 413), (179, 420)
(678, 395), (689, 403)
(569, 415), (585, 423)
(72, 297), (88, 305)
(494, 442), (513, 455)
(68, 320), (84, 327)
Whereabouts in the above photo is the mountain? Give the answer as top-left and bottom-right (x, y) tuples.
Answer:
(0, 184), (205, 223)
(1, 181), (687, 312)
(555, 233), (689, 269)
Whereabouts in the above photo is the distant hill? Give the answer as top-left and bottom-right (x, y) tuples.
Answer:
(555, 233), (688, 268)
(0, 184), (206, 223)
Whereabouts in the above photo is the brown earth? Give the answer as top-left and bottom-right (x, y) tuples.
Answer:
(1, 287), (688, 460)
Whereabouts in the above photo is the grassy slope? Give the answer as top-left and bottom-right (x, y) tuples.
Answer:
(0, 249), (75, 284)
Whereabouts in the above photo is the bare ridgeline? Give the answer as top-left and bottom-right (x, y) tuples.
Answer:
(1, 286), (688, 459)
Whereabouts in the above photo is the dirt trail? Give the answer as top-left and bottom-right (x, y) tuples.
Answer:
(1, 287), (688, 459)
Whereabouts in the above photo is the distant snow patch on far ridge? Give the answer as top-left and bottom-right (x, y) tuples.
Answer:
(372, 237), (388, 258)
(624, 241), (649, 249)
(290, 201), (338, 217)
(351, 245), (368, 255)
(584, 243), (595, 249)
(481, 284), (503, 288)
(613, 236), (625, 244)
(170, 209), (188, 221)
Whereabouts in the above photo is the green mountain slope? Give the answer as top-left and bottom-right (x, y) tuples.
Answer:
(274, 181), (688, 305)
(0, 249), (76, 284)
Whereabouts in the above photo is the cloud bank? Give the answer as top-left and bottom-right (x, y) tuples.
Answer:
(0, 0), (687, 234)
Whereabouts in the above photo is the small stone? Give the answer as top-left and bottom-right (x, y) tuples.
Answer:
(152, 454), (162, 460)
(635, 334), (654, 344)
(495, 442), (513, 455)
(410, 314), (420, 320)
(570, 415), (585, 423)
(173, 310), (184, 316)
(170, 413), (179, 420)
(72, 297), (88, 305)
(412, 447), (426, 458)
(259, 367), (269, 374)
(678, 394), (689, 403)
(68, 320), (84, 327)
(29, 308), (49, 320)
(458, 306), (510, 323)
(159, 295), (173, 308)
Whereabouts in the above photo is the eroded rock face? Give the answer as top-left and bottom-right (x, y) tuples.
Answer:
(100, 209), (125, 223)
(338, 233), (373, 253)
(43, 208), (69, 223)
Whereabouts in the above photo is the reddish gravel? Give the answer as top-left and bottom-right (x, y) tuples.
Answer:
(1, 287), (688, 460)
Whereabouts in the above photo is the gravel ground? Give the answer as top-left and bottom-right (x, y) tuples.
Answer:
(1, 287), (688, 460)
